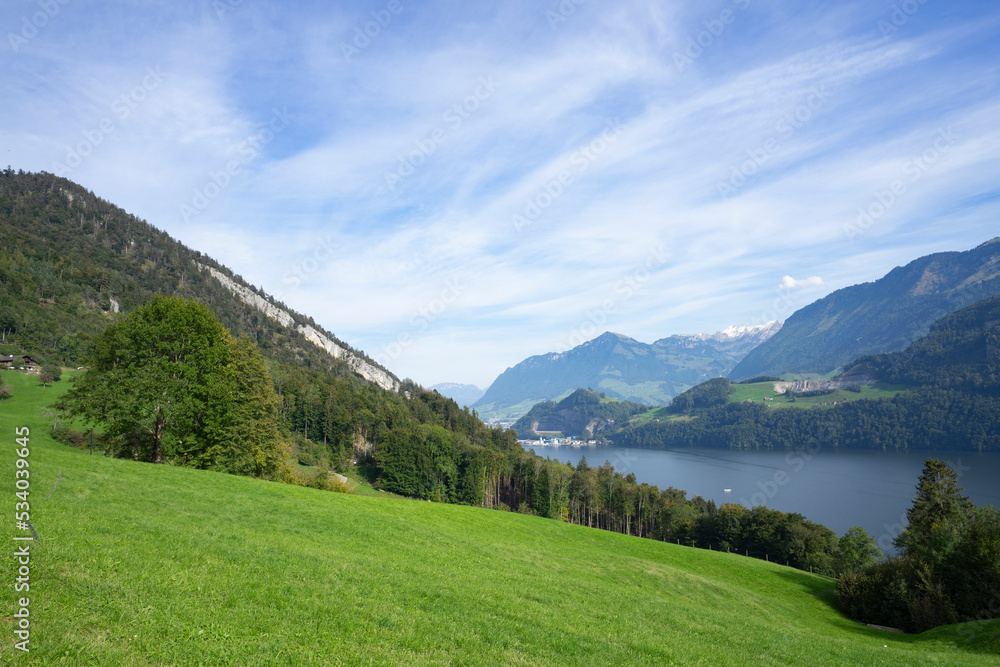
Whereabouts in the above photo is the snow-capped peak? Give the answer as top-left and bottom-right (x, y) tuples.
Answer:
(687, 321), (783, 342)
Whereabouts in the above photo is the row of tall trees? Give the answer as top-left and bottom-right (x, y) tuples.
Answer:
(514, 454), (877, 577)
(369, 428), (881, 578)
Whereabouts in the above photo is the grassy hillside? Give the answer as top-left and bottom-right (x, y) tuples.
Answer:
(2, 372), (998, 665)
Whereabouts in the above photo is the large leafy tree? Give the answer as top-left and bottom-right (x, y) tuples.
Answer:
(57, 294), (288, 479)
(836, 525), (881, 574)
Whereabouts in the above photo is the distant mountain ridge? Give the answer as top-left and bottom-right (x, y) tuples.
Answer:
(428, 383), (485, 408)
(730, 238), (1000, 380)
(612, 293), (1000, 452)
(473, 322), (782, 420)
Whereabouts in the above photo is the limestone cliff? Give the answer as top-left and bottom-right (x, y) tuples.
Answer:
(199, 265), (400, 392)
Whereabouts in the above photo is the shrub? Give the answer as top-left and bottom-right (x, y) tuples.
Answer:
(294, 467), (352, 494)
(837, 558), (912, 631)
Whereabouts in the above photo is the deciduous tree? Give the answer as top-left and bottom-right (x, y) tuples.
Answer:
(57, 294), (289, 479)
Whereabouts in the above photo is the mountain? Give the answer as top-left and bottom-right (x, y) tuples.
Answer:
(0, 170), (519, 479)
(858, 292), (1000, 391)
(510, 388), (648, 439)
(730, 238), (1000, 380)
(613, 294), (1000, 452)
(0, 169), (397, 390)
(428, 382), (485, 408)
(473, 323), (782, 420)
(653, 321), (783, 361)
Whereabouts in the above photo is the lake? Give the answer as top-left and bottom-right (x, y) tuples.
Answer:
(530, 444), (1000, 553)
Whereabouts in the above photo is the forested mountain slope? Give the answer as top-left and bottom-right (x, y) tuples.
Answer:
(510, 388), (648, 439)
(613, 295), (1000, 452)
(0, 169), (392, 387)
(0, 169), (519, 482)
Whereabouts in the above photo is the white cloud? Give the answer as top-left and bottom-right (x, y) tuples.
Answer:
(780, 276), (826, 291)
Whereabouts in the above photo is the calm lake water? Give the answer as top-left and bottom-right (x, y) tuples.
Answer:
(531, 444), (1000, 553)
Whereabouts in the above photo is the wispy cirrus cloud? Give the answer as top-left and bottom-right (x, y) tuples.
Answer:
(1, 0), (998, 387)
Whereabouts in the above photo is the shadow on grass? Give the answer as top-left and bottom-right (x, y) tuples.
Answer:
(773, 568), (840, 612)
(775, 568), (1000, 656)
(354, 464), (379, 485)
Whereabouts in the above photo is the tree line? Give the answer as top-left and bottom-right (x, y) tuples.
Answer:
(612, 390), (1000, 451)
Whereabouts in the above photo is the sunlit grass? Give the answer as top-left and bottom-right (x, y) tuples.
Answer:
(1, 371), (996, 665)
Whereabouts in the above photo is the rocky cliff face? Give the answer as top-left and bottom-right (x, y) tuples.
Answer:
(200, 265), (400, 392)
(771, 364), (876, 394)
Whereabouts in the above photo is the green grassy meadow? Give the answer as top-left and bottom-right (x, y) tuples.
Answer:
(1, 371), (998, 665)
(729, 381), (910, 408)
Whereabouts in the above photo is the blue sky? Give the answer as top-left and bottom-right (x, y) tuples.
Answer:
(2, 0), (999, 388)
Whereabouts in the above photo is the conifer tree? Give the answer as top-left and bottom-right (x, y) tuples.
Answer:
(894, 458), (973, 564)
